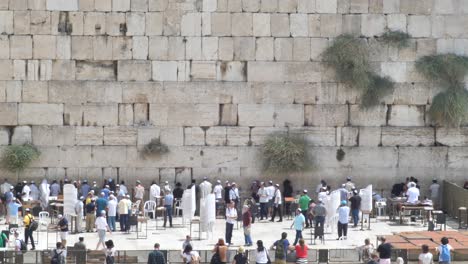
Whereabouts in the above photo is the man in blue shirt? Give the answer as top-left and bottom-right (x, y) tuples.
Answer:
(163, 191), (173, 228)
(96, 193), (108, 214)
(270, 232), (290, 264)
(101, 185), (110, 199)
(291, 208), (305, 245)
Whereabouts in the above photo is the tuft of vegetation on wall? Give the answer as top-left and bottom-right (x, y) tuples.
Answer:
(143, 138), (169, 156)
(1, 144), (41, 172)
(380, 30), (411, 48)
(262, 134), (308, 174)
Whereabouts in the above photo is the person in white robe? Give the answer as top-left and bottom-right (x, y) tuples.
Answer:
(29, 181), (40, 201)
(149, 182), (161, 204)
(39, 179), (50, 210)
(199, 177), (212, 199)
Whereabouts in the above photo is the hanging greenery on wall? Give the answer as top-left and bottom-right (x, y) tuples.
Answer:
(416, 54), (468, 127)
(379, 30), (411, 48)
(323, 34), (395, 108)
(262, 134), (309, 174)
(1, 144), (41, 172)
(143, 138), (169, 156)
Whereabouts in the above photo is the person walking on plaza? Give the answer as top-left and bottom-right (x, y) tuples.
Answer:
(104, 240), (116, 264)
(293, 239), (308, 264)
(270, 232), (290, 264)
(212, 238), (228, 264)
(436, 237), (453, 264)
(23, 208), (35, 250)
(182, 244), (199, 264)
(57, 214), (69, 247)
(148, 243), (166, 264)
(418, 244), (433, 264)
(95, 210), (112, 250)
(376, 237), (392, 264)
(242, 205), (253, 246)
(118, 195), (130, 232)
(74, 237), (87, 264)
(86, 198), (96, 232)
(337, 200), (350, 240)
(107, 195), (117, 231)
(291, 208), (306, 246)
(255, 240), (270, 264)
(225, 201), (237, 245)
(50, 242), (66, 264)
(312, 199), (327, 239)
(233, 246), (248, 264)
(299, 190), (311, 228)
(163, 190), (174, 228)
(270, 184), (283, 222)
(360, 238), (375, 264)
(258, 183), (269, 221)
(349, 190), (362, 227)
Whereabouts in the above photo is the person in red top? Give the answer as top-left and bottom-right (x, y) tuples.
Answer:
(242, 205), (253, 246)
(290, 238), (308, 264)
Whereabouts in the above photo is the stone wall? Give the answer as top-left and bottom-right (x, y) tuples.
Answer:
(0, 0), (467, 195)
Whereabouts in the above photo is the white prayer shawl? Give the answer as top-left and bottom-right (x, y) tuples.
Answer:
(150, 184), (161, 202)
(199, 181), (212, 198)
(22, 185), (31, 201)
(30, 184), (40, 200)
(40, 179), (50, 209)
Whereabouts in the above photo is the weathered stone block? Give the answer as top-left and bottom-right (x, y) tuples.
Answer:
(83, 104), (118, 126)
(133, 103), (148, 124)
(11, 126), (31, 144)
(145, 12), (163, 35)
(106, 13), (125, 36)
(0, 11), (13, 35)
(152, 61), (178, 81)
(247, 62), (321, 82)
(148, 0), (167, 11)
(5, 81), (21, 102)
(304, 104), (348, 127)
(203, 0), (217, 11)
(274, 104), (304, 127)
(238, 104), (274, 126)
(206, 127), (227, 146)
(91, 146), (127, 167)
(338, 126), (358, 146)
(76, 61), (116, 81)
(349, 105), (387, 126)
(118, 103), (134, 126)
(292, 38), (310, 61)
(242, 0), (259, 12)
(84, 12), (106, 35)
(211, 13), (231, 36)
(117, 60), (151, 81)
(112, 37), (132, 59)
(122, 82), (159, 103)
(71, 36), (93, 60)
(232, 13), (252, 36)
(112, 0), (130, 11)
(408, 15), (431, 38)
(13, 60), (26, 81)
(63, 105), (83, 126)
(126, 12), (145, 36)
(32, 126), (75, 146)
(386, 14), (406, 32)
(290, 14), (308, 37)
(383, 0), (399, 13)
(56, 36), (71, 60)
(274, 38), (293, 61)
(0, 127), (9, 145)
(185, 37), (202, 60)
(255, 37), (274, 61)
(22, 81), (48, 103)
(46, 0), (78, 10)
(232, 37), (255, 61)
(226, 127), (249, 146)
(131, 0), (148, 11)
(342, 15), (361, 35)
(148, 36), (168, 59)
(181, 12), (201, 36)
(360, 14), (385, 36)
(0, 36), (8, 59)
(13, 11), (30, 35)
(349, 0), (368, 13)
(316, 0), (337, 13)
(51, 60), (76, 80)
(95, 0), (112, 11)
(253, 13), (270, 36)
(92, 36), (112, 60)
(132, 36), (148, 60)
(10, 36), (32, 59)
(190, 61), (216, 81)
(104, 126), (137, 145)
(388, 105), (425, 126)
(184, 127), (205, 146)
(150, 104), (219, 126)
(448, 147), (468, 169)
(436, 128), (468, 146)
(167, 37), (185, 60)
(202, 37), (218, 60)
(75, 126), (104, 145)
(270, 14), (289, 37)
(358, 127), (381, 146)
(399, 147), (447, 168)
(310, 38), (328, 61)
(380, 62), (407, 82)
(217, 61), (245, 82)
(68, 12), (84, 35)
(291, 127), (336, 146)
(308, 14), (320, 37)
(18, 103), (63, 125)
(400, 0), (432, 14)
(320, 14), (342, 37)
(218, 37), (233, 61)
(382, 127), (434, 146)
(260, 0), (277, 12)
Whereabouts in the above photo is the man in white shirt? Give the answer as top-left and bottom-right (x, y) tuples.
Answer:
(265, 181), (275, 217)
(107, 195), (118, 231)
(149, 181), (161, 204)
(257, 183), (269, 220)
(270, 184), (282, 222)
(21, 181), (31, 202)
(95, 210), (112, 250)
(213, 180), (223, 201)
(229, 183), (240, 206)
(406, 183), (420, 204)
(429, 179), (440, 209)
(344, 177), (355, 192)
(199, 177), (212, 199)
(225, 201), (237, 245)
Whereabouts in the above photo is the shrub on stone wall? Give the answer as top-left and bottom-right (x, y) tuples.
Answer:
(323, 34), (395, 109)
(379, 30), (411, 48)
(143, 138), (169, 156)
(262, 134), (308, 174)
(416, 54), (468, 126)
(1, 144), (41, 172)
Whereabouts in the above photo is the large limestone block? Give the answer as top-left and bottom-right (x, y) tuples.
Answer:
(167, 37), (185, 60)
(291, 127), (336, 146)
(293, 38), (311, 61)
(238, 104), (274, 126)
(237, 82), (295, 104)
(0, 11), (13, 34)
(148, 0), (168, 11)
(118, 103), (134, 125)
(85, 81), (122, 104)
(358, 127), (381, 146)
(132, 36), (148, 60)
(344, 147), (398, 168)
(206, 126), (227, 146)
(150, 104), (219, 126)
(190, 61), (216, 81)
(13, 11), (30, 35)
(255, 37), (274, 61)
(11, 126), (32, 144)
(380, 62), (407, 83)
(233, 37), (255, 60)
(339, 126), (359, 146)
(117, 60), (151, 81)
(220, 103), (238, 125)
(260, 0), (277, 12)
(56, 36), (71, 60)
(388, 105), (425, 126)
(242, 0), (259, 12)
(106, 13), (126, 36)
(68, 12), (84, 35)
(32, 126), (75, 146)
(137, 127), (183, 146)
(202, 37), (218, 60)
(183, 126), (205, 146)
(436, 128), (468, 146)
(126, 12), (146, 36)
(408, 15), (431, 38)
(201, 147), (239, 168)
(387, 14), (406, 32)
(83, 104), (118, 126)
(104, 126), (137, 145)
(76, 126), (104, 145)
(134, 103), (149, 124)
(122, 82), (159, 103)
(308, 14), (320, 37)
(131, 0), (148, 11)
(274, 104), (304, 127)
(278, 0), (298, 12)
(18, 103), (63, 125)
(342, 14), (361, 35)
(211, 13), (231, 36)
(218, 37), (234, 61)
(391, 83), (432, 105)
(274, 38), (293, 61)
(22, 81), (47, 103)
(181, 12), (201, 36)
(217, 61), (246, 82)
(360, 14), (385, 36)
(444, 15), (468, 38)
(6, 81), (21, 102)
(145, 12), (163, 35)
(349, 0), (368, 13)
(0, 127), (9, 145)
(400, 0), (432, 14)
(382, 127), (434, 146)
(290, 14), (308, 37)
(226, 127), (249, 146)
(185, 37), (202, 60)
(399, 147), (448, 168)
(350, 105), (387, 126)
(232, 13), (252, 36)
(0, 36), (8, 59)
(448, 147), (468, 169)
(270, 14), (289, 37)
(84, 12), (106, 35)
(46, 0), (78, 10)
(49, 81), (87, 103)
(71, 36), (93, 60)
(247, 62), (321, 82)
(112, 0), (130, 11)
(10, 36), (32, 59)
(304, 104), (348, 126)
(152, 61), (177, 81)
(91, 146), (127, 167)
(29, 146), (60, 167)
(63, 105), (83, 126)
(253, 13), (270, 36)
(76, 61), (116, 81)
(112, 37), (132, 59)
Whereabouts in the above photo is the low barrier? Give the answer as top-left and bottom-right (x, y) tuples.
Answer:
(443, 181), (468, 219)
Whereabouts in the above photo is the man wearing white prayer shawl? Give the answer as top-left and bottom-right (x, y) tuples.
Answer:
(40, 179), (50, 210)
(199, 177), (212, 199)
(150, 181), (161, 203)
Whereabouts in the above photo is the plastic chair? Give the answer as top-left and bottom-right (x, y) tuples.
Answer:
(132, 200), (141, 215)
(143, 201), (156, 219)
(39, 211), (49, 230)
(174, 199), (182, 217)
(375, 198), (387, 217)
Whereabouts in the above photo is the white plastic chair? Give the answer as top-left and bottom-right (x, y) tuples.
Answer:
(132, 200), (141, 215)
(39, 211), (49, 230)
(174, 199), (182, 217)
(143, 201), (156, 218)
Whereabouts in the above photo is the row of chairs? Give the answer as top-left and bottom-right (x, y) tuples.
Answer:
(141, 199), (183, 218)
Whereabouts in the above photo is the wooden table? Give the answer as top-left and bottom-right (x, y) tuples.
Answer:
(399, 205), (433, 225)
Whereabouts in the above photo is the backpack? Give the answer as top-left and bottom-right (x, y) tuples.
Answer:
(19, 239), (27, 252)
(50, 249), (64, 264)
(106, 250), (115, 264)
(440, 244), (451, 261)
(190, 254), (200, 264)
(275, 239), (285, 259)
(29, 218), (39, 231)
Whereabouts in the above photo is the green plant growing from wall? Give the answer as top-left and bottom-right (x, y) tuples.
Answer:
(323, 35), (395, 108)
(380, 30), (411, 48)
(1, 144), (41, 172)
(143, 138), (169, 156)
(262, 134), (309, 174)
(416, 54), (468, 127)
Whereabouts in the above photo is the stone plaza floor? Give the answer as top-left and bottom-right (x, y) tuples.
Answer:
(2, 215), (456, 251)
